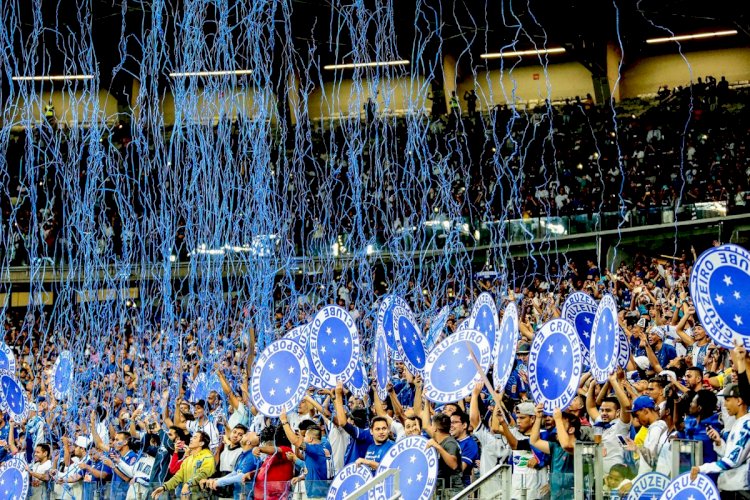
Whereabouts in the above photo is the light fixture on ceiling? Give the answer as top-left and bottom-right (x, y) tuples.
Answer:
(12, 75), (94, 81)
(480, 47), (566, 59)
(646, 30), (738, 44)
(323, 60), (410, 70)
(169, 69), (253, 77)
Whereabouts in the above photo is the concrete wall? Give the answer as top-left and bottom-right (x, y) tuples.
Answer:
(619, 47), (750, 98)
(457, 62), (595, 109)
(307, 74), (430, 119)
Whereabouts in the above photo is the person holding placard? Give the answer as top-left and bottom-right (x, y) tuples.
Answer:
(530, 403), (580, 498)
(585, 373), (632, 474)
(495, 401), (545, 500)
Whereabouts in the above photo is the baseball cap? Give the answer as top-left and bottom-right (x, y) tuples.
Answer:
(631, 395), (656, 413)
(517, 343), (531, 355)
(719, 383), (741, 398)
(75, 436), (92, 449)
(515, 402), (536, 416)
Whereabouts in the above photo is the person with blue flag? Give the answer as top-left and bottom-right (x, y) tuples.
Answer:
(496, 401), (546, 500)
(530, 403), (580, 498)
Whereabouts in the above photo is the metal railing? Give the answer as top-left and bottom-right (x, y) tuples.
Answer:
(450, 464), (511, 500)
(346, 468), (401, 500)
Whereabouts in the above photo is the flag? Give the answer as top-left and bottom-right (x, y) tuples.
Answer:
(493, 302), (518, 392)
(590, 294), (619, 384)
(659, 472), (720, 500)
(423, 329), (491, 403)
(0, 342), (15, 373)
(691, 244), (750, 348)
(424, 305), (451, 351)
(52, 350), (74, 401)
(327, 463), (372, 500)
(468, 292), (499, 359)
(374, 332), (389, 401)
(0, 459), (29, 500)
(0, 371), (29, 423)
(375, 436), (438, 500)
(377, 295), (408, 358)
(310, 305), (361, 387)
(626, 472), (670, 500)
(346, 361), (368, 400)
(393, 305), (427, 375)
(250, 338), (310, 417)
(561, 291), (598, 362)
(528, 319), (583, 414)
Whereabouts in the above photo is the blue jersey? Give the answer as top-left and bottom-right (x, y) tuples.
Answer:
(303, 442), (333, 497)
(342, 423), (374, 464)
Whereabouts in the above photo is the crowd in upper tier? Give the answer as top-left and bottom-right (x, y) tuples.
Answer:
(1, 78), (749, 266)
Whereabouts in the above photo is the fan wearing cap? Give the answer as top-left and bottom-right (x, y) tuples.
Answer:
(627, 395), (671, 479)
(530, 403), (581, 497)
(506, 343), (531, 403)
(494, 401), (545, 500)
(689, 383), (750, 495)
(634, 326), (677, 378)
(52, 436), (92, 500)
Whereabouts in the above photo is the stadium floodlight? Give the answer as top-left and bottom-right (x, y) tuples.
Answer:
(12, 75), (94, 81)
(646, 30), (737, 44)
(323, 60), (410, 70)
(480, 47), (566, 59)
(169, 69), (253, 77)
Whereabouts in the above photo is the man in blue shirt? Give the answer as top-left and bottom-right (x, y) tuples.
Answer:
(450, 411), (479, 486)
(107, 432), (138, 499)
(280, 411), (333, 499)
(333, 382), (373, 464)
(355, 416), (394, 472)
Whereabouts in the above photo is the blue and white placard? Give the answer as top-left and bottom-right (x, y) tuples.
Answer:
(375, 436), (438, 500)
(0, 458), (29, 500)
(468, 293), (499, 360)
(326, 463), (372, 500)
(346, 361), (369, 400)
(250, 338), (310, 417)
(423, 329), (491, 403)
(690, 244), (750, 348)
(561, 291), (598, 361)
(424, 305), (451, 351)
(393, 306), (427, 375)
(528, 319), (583, 415)
(310, 305), (361, 386)
(374, 332), (389, 401)
(493, 302), (518, 392)
(658, 472), (719, 500)
(52, 350), (74, 401)
(0, 342), (15, 373)
(0, 370), (29, 423)
(626, 472), (670, 500)
(590, 294), (620, 383)
(190, 372), (223, 403)
(617, 331), (630, 370)
(285, 323), (310, 351)
(377, 295), (410, 355)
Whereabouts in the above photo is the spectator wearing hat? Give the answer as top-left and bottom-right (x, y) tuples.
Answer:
(530, 403), (580, 497)
(635, 326), (677, 377)
(496, 401), (545, 500)
(690, 383), (750, 497)
(507, 343), (531, 403)
(628, 395), (671, 478)
(53, 436), (92, 500)
(175, 398), (220, 452)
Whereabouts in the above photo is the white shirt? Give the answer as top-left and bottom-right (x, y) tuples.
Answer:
(699, 412), (750, 491)
(187, 418), (221, 452)
(509, 428), (544, 500)
(30, 459), (52, 500)
(599, 419), (630, 473)
(326, 420), (350, 475)
(637, 420), (671, 477)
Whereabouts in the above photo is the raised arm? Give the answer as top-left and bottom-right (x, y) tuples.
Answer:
(585, 380), (600, 421)
(609, 373), (632, 424)
(90, 412), (109, 452)
(279, 410), (304, 448)
(469, 383), (483, 430)
(529, 403), (550, 454)
(333, 382), (348, 428)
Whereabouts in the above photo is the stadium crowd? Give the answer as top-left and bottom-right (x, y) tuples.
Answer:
(1, 246), (750, 499)
(1, 80), (749, 266)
